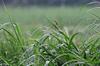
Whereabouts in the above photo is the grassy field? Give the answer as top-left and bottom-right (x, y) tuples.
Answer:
(0, 6), (100, 30)
(0, 6), (100, 66)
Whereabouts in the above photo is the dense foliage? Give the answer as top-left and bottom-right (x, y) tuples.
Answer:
(0, 21), (100, 66)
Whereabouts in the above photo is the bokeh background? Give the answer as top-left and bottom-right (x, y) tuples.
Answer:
(0, 0), (100, 32)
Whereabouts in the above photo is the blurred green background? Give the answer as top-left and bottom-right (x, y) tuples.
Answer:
(0, 0), (100, 31)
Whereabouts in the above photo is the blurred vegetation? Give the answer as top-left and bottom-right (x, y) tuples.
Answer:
(0, 6), (99, 31)
(0, 0), (97, 6)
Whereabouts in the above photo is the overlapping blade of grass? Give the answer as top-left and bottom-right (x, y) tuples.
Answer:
(0, 21), (100, 66)
(0, 3), (27, 65)
(0, 22), (26, 66)
(34, 21), (100, 66)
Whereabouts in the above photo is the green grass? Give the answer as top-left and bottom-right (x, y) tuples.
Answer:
(0, 21), (100, 66)
(0, 6), (100, 66)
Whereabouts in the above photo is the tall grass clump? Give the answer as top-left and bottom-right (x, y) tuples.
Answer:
(2, 12), (100, 66)
(0, 20), (100, 66)
(0, 22), (25, 66)
(33, 21), (100, 66)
